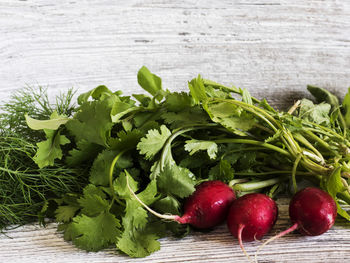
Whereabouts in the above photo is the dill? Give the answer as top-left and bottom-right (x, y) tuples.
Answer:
(0, 87), (86, 230)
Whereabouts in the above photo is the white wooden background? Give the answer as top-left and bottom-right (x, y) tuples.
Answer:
(1, 0), (350, 262)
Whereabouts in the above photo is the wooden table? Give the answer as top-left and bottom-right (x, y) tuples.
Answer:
(1, 1), (350, 262)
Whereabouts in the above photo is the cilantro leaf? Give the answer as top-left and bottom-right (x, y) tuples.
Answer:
(188, 75), (207, 104)
(77, 85), (113, 105)
(205, 101), (255, 135)
(25, 111), (69, 130)
(137, 125), (172, 160)
(137, 66), (164, 101)
(55, 205), (80, 223)
(184, 139), (218, 159)
(157, 164), (196, 198)
(70, 211), (121, 251)
(117, 221), (164, 258)
(66, 95), (117, 147)
(33, 129), (70, 168)
(298, 99), (331, 126)
(109, 129), (144, 152)
(165, 92), (193, 112)
(161, 107), (209, 129)
(66, 140), (103, 166)
(78, 194), (110, 217)
(209, 159), (234, 182)
(110, 101), (137, 123)
(115, 172), (163, 258)
(307, 85), (339, 109)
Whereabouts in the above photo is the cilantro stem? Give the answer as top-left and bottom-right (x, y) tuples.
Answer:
(302, 129), (334, 152)
(292, 154), (302, 194)
(293, 133), (324, 163)
(231, 176), (288, 192)
(109, 150), (127, 208)
(214, 138), (291, 157)
(233, 170), (313, 177)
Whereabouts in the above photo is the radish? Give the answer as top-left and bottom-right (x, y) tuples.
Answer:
(288, 187), (337, 236)
(255, 187), (337, 262)
(127, 176), (236, 229)
(226, 193), (278, 261)
(175, 180), (236, 228)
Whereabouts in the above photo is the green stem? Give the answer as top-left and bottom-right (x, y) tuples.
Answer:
(109, 150), (127, 208)
(292, 154), (302, 194)
(231, 176), (287, 192)
(214, 138), (291, 157)
(293, 133), (324, 163)
(233, 170), (313, 177)
(302, 129), (334, 152)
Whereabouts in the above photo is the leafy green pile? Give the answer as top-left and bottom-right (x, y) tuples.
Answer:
(21, 67), (350, 257)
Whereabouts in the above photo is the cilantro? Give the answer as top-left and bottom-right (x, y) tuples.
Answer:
(66, 95), (117, 147)
(70, 211), (121, 252)
(137, 125), (172, 160)
(157, 164), (196, 198)
(33, 129), (70, 168)
(184, 139), (218, 159)
(137, 66), (164, 101)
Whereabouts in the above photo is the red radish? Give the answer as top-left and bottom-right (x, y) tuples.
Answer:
(127, 176), (236, 229)
(255, 187), (337, 262)
(289, 187), (337, 236)
(175, 180), (236, 228)
(226, 193), (278, 261)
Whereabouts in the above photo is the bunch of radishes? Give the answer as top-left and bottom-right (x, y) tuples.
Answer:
(129, 179), (337, 262)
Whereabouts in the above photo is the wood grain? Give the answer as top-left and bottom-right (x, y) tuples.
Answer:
(1, 0), (350, 262)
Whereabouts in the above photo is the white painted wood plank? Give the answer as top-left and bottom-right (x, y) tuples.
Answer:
(1, 0), (350, 262)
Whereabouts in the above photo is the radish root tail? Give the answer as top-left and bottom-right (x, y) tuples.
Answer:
(254, 223), (298, 263)
(237, 224), (254, 263)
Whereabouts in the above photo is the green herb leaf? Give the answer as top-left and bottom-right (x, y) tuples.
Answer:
(70, 211), (121, 251)
(157, 164), (196, 198)
(205, 101), (255, 135)
(342, 87), (350, 127)
(298, 99), (331, 126)
(55, 205), (80, 223)
(184, 139), (218, 159)
(77, 85), (113, 105)
(66, 96), (117, 147)
(188, 75), (207, 104)
(25, 111), (69, 130)
(137, 66), (164, 101)
(209, 159), (234, 182)
(33, 129), (70, 168)
(137, 125), (172, 160)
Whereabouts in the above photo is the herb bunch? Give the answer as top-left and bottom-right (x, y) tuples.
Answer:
(0, 88), (86, 229)
(23, 67), (350, 257)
